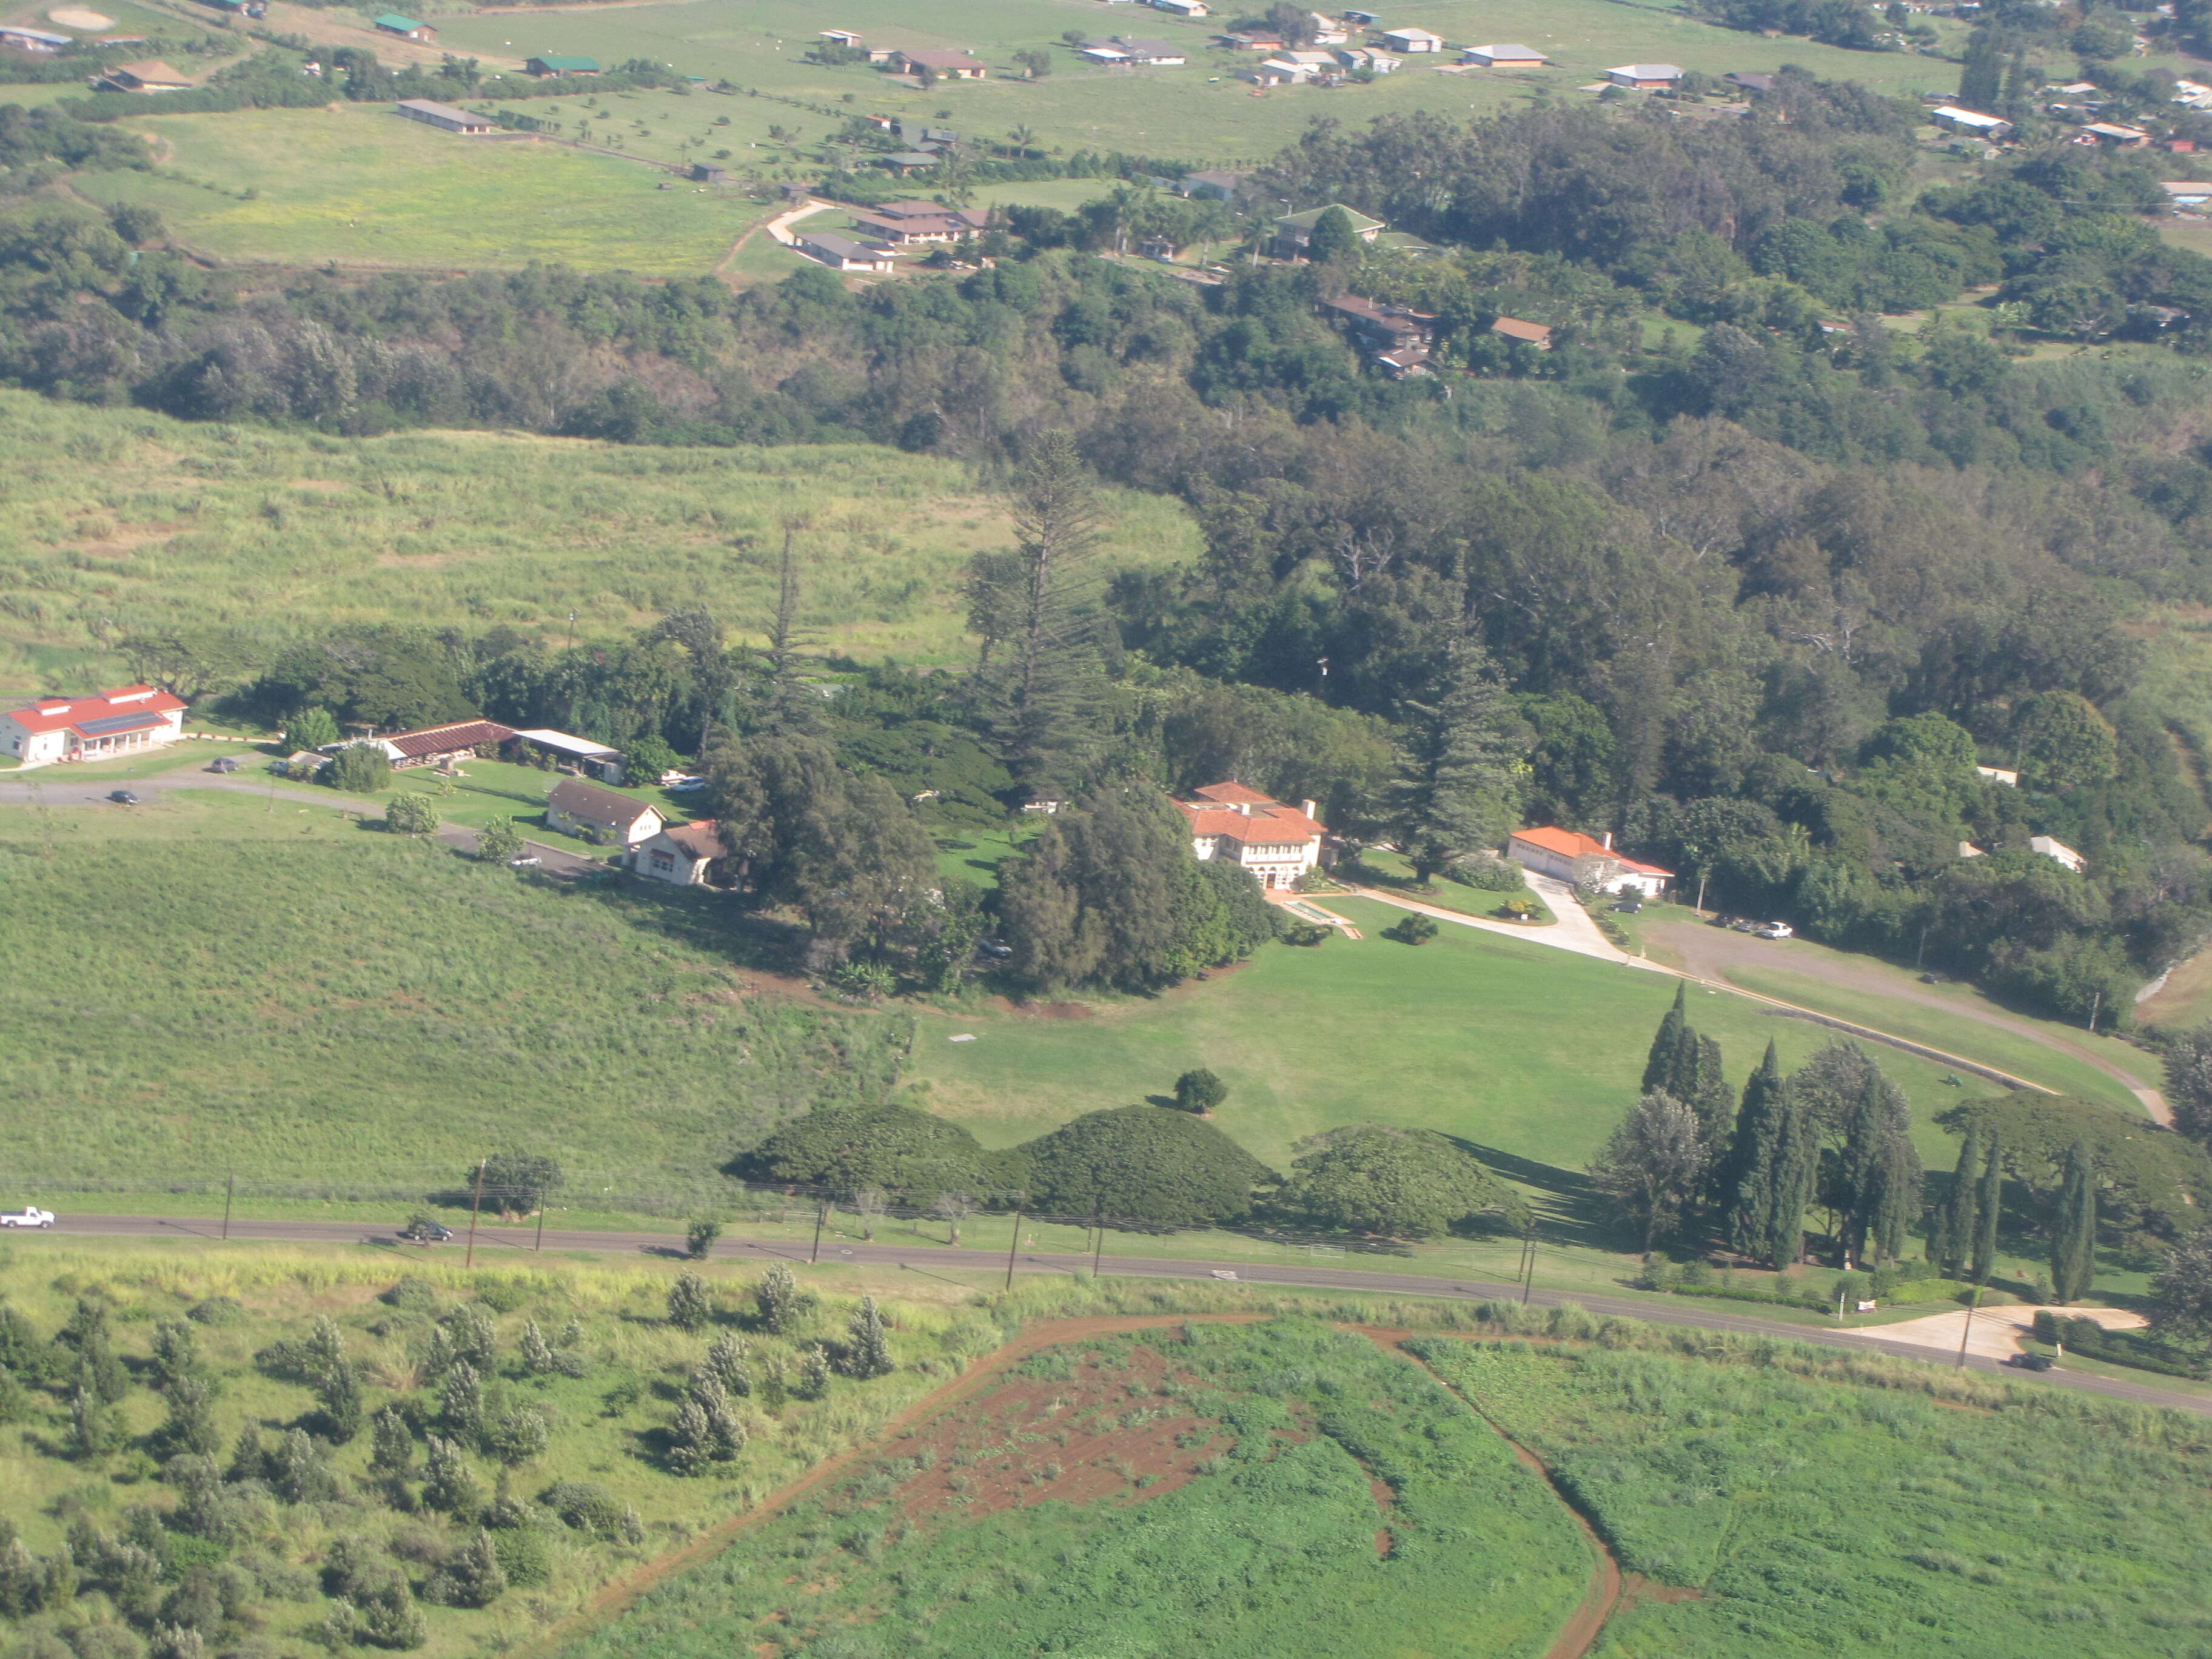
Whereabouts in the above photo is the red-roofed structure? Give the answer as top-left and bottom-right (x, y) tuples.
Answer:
(2, 684), (186, 768)
(1506, 825), (1672, 896)
(1175, 782), (1325, 888)
(335, 719), (518, 769)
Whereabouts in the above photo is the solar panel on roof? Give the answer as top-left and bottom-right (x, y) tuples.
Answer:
(73, 712), (168, 737)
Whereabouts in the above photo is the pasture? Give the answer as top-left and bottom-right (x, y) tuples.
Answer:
(428, 0), (1963, 170)
(551, 1317), (1594, 1659)
(71, 101), (759, 275)
(0, 391), (1200, 686)
(1413, 1334), (2212, 1658)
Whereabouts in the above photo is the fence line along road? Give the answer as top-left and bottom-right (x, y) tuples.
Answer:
(52, 1213), (2212, 1419)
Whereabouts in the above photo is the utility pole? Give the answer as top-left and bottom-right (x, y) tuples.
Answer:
(1005, 1201), (1025, 1291)
(2087, 990), (2101, 1034)
(1520, 1228), (1537, 1305)
(221, 1170), (234, 1241)
(535, 1204), (546, 1252)
(1956, 1284), (1981, 1368)
(1916, 923), (1931, 972)
(464, 1158), (485, 1270)
(810, 1194), (826, 1264)
(1093, 1207), (1106, 1278)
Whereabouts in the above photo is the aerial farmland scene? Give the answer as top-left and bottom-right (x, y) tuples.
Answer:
(16, 0), (2212, 1652)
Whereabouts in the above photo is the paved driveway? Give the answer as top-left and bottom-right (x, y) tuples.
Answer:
(1344, 871), (1660, 968)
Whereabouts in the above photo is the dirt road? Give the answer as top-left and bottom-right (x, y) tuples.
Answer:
(1646, 917), (2168, 1121)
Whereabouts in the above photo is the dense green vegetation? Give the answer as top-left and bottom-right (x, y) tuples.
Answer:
(552, 1318), (1592, 1659)
(1412, 1334), (2212, 1658)
(0, 1242), (993, 1659)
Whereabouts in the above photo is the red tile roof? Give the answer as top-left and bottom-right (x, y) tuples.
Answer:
(1193, 780), (1273, 805)
(1179, 801), (1323, 843)
(4, 684), (184, 736)
(659, 820), (725, 859)
(1509, 825), (1672, 876)
(386, 719), (515, 759)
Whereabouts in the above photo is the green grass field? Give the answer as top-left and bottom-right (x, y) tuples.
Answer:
(913, 895), (2023, 1179)
(0, 1238), (995, 1659)
(0, 808), (913, 1193)
(1414, 1333), (2212, 1658)
(552, 1317), (1593, 1659)
(0, 391), (1200, 687)
(426, 0), (1965, 174)
(72, 101), (762, 275)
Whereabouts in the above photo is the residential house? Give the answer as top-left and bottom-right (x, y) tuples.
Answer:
(629, 820), (731, 886)
(1724, 70), (1776, 93)
(1152, 0), (1210, 16)
(1335, 46), (1399, 72)
(97, 59), (192, 91)
(1605, 62), (1681, 89)
(1265, 47), (1341, 78)
(1976, 765), (2019, 786)
(1179, 167), (1249, 199)
(507, 728), (625, 782)
(525, 55), (598, 75)
(1307, 12), (1349, 44)
(1098, 35), (1187, 62)
(819, 28), (865, 46)
(890, 47), (986, 78)
(394, 98), (494, 133)
(1245, 59), (1302, 85)
(545, 777), (663, 848)
(1461, 44), (1544, 67)
(1506, 826), (1673, 897)
(1379, 25), (1442, 51)
(1320, 292), (1436, 358)
(1081, 41), (1134, 64)
(1272, 202), (1384, 256)
(2077, 121), (2149, 149)
(2163, 181), (2212, 206)
(373, 12), (435, 41)
(797, 230), (898, 272)
(874, 152), (940, 174)
(335, 718), (517, 770)
(1176, 781), (1325, 889)
(1931, 105), (2013, 139)
(1218, 30), (1284, 49)
(848, 204), (986, 243)
(1343, 9), (1382, 24)
(893, 119), (957, 149)
(1490, 315), (1553, 349)
(0, 27), (70, 52)
(1, 684), (186, 768)
(2030, 834), (2086, 873)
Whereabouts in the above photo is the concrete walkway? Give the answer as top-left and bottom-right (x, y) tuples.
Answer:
(1343, 871), (1654, 967)
(763, 198), (837, 247)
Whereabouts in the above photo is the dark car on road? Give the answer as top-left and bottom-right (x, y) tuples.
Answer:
(109, 789), (139, 805)
(400, 1216), (454, 1244)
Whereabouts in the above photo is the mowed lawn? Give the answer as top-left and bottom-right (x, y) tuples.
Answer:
(71, 102), (755, 274)
(429, 0), (1963, 171)
(914, 896), (2013, 1178)
(0, 391), (1200, 668)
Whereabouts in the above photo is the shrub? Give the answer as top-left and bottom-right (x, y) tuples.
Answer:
(754, 1264), (813, 1335)
(186, 1298), (247, 1327)
(1454, 856), (1526, 892)
(685, 1218), (722, 1260)
(540, 1481), (625, 1536)
(475, 817), (524, 863)
(733, 1102), (1018, 1193)
(1271, 1126), (1523, 1239)
(667, 1273), (712, 1332)
(385, 794), (440, 837)
(1171, 1069), (1227, 1115)
(325, 743), (390, 794)
(488, 1526), (550, 1589)
(1386, 914), (1439, 946)
(1017, 1105), (1277, 1227)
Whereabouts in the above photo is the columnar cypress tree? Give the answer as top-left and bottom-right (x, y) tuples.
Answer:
(1957, 24), (2001, 108)
(1931, 1122), (1982, 1278)
(2051, 1138), (2097, 1304)
(1869, 1126), (1923, 1265)
(1971, 1130), (2003, 1285)
(1642, 984), (1687, 1096)
(1835, 1068), (1925, 1267)
(1724, 1041), (1789, 1257)
(1766, 1098), (1821, 1269)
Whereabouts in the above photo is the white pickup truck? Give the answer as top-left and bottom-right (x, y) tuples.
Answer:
(0, 1207), (56, 1228)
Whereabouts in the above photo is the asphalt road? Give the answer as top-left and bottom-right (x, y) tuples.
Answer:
(42, 1212), (2212, 1418)
(0, 770), (605, 875)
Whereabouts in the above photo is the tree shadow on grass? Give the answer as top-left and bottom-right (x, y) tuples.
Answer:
(1454, 1139), (1622, 1252)
(536, 871), (811, 979)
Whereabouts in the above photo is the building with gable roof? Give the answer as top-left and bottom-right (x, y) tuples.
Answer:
(1, 684), (187, 768)
(1176, 781), (1326, 888)
(1506, 825), (1672, 897)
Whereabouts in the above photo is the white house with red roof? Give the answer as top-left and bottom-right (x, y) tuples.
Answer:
(1176, 781), (1325, 889)
(1506, 825), (1672, 898)
(1, 684), (186, 768)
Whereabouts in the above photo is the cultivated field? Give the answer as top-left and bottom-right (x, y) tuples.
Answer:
(0, 392), (1200, 688)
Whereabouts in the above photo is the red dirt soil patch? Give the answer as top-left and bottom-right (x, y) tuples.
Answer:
(893, 1343), (1236, 1522)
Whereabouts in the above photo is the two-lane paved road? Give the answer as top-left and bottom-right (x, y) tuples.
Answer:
(48, 1212), (2212, 1418)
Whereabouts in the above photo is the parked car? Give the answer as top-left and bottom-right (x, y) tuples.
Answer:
(1, 1207), (56, 1228)
(976, 939), (1013, 959)
(1920, 973), (1946, 985)
(1754, 922), (1794, 940)
(1612, 900), (1643, 914)
(2005, 1352), (2055, 1372)
(1729, 917), (1759, 933)
(1209, 1269), (1239, 1281)
(508, 855), (541, 868)
(399, 1216), (454, 1244)
(108, 789), (139, 805)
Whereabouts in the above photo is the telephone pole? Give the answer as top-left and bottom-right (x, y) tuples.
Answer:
(1005, 1201), (1025, 1291)
(464, 1158), (485, 1270)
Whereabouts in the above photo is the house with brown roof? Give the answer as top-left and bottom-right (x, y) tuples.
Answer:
(546, 777), (663, 848)
(1490, 315), (1553, 349)
(889, 48), (986, 79)
(98, 59), (192, 92)
(333, 718), (515, 770)
(1176, 781), (1326, 889)
(1506, 826), (1672, 897)
(629, 820), (731, 885)
(1, 683), (186, 768)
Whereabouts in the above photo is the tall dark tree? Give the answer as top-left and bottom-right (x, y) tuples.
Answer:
(1305, 204), (1359, 263)
(1931, 1121), (1982, 1278)
(1723, 1041), (1789, 1258)
(1384, 637), (1530, 883)
(1833, 1062), (1922, 1267)
(1641, 984), (1687, 1096)
(2050, 1137), (2097, 1304)
(1765, 1096), (1822, 1269)
(1588, 1090), (1709, 1252)
(1957, 24), (2001, 109)
(983, 431), (1111, 796)
(2162, 1024), (2212, 1146)
(761, 521), (822, 737)
(1971, 1129), (2004, 1286)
